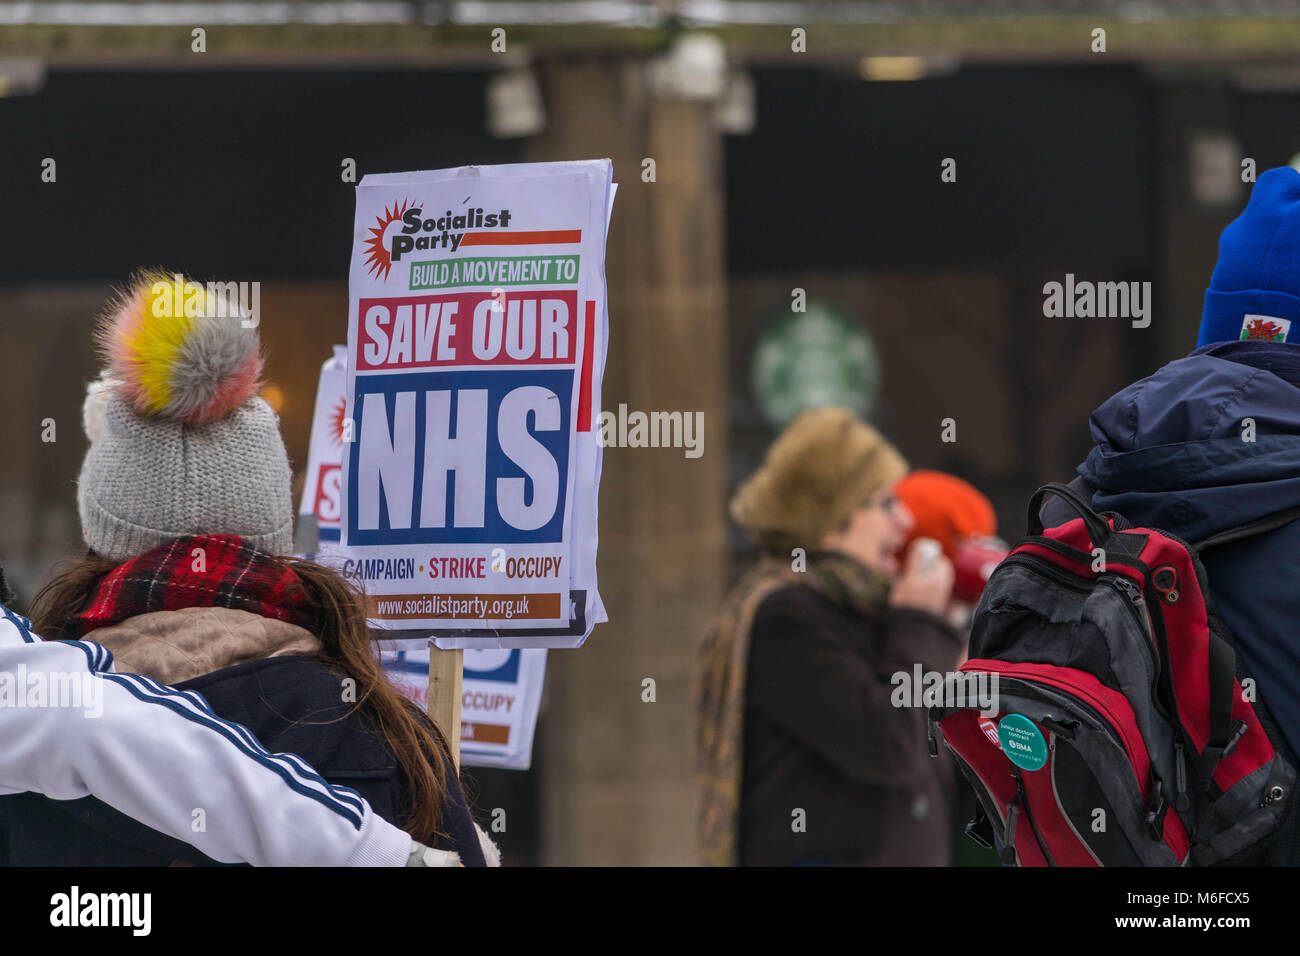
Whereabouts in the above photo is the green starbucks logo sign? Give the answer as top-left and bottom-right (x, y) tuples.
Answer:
(751, 301), (880, 428)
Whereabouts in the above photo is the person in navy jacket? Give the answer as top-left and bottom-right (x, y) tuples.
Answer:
(1045, 167), (1300, 864)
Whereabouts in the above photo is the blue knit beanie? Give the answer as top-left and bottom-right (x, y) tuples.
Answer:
(1200, 167), (1300, 347)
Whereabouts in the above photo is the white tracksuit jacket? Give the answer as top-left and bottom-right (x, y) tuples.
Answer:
(0, 604), (414, 866)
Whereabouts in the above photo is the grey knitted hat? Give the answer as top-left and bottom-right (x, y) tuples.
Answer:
(76, 272), (294, 562)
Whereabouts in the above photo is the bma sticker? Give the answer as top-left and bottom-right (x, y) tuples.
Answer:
(998, 713), (1048, 771)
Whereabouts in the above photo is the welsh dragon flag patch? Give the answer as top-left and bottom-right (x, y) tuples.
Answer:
(1241, 314), (1292, 342)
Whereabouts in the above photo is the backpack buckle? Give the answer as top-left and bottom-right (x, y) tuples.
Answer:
(1001, 801), (1020, 865)
(1221, 719), (1249, 760)
(1198, 719), (1251, 788)
(964, 805), (995, 850)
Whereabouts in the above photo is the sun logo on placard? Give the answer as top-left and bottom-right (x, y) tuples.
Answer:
(363, 199), (414, 281)
(328, 396), (347, 446)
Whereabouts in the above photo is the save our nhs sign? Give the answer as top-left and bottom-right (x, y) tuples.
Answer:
(341, 161), (614, 645)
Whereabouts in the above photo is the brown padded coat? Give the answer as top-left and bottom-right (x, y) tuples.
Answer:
(739, 583), (964, 865)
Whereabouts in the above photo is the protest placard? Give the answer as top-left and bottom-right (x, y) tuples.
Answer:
(341, 160), (614, 648)
(297, 345), (348, 556)
(383, 645), (547, 770)
(300, 345), (547, 767)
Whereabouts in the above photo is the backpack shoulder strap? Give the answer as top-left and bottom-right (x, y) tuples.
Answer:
(1037, 476), (1096, 530)
(1026, 481), (1111, 544)
(1189, 504), (1300, 788)
(1044, 479), (1300, 554)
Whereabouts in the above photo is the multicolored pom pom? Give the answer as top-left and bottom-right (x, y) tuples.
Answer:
(96, 270), (264, 425)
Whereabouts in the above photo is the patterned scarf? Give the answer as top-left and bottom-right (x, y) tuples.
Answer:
(65, 534), (314, 639)
(695, 550), (891, 866)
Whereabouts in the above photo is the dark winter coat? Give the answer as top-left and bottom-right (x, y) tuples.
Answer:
(1047, 340), (1300, 864)
(0, 610), (485, 867)
(739, 584), (964, 865)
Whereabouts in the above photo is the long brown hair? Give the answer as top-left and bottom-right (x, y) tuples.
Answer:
(30, 551), (451, 843)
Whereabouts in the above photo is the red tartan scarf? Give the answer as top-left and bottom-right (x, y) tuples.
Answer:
(66, 534), (315, 639)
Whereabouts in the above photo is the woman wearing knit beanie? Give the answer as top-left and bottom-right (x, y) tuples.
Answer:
(0, 271), (487, 866)
(697, 406), (964, 866)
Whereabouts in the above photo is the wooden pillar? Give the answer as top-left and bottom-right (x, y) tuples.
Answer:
(1155, 81), (1242, 365)
(526, 57), (730, 864)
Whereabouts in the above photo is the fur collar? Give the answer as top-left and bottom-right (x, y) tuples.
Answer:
(89, 605), (322, 685)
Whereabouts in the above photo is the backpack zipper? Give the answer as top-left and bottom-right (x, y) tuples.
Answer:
(993, 555), (1154, 651)
(972, 672), (1126, 752)
(1047, 729), (1105, 865)
(1013, 767), (1057, 866)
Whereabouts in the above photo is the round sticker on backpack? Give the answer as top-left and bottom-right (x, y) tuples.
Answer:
(998, 714), (1048, 771)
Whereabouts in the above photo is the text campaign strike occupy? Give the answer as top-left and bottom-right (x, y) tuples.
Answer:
(341, 161), (614, 648)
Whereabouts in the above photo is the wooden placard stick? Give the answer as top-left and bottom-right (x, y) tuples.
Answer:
(427, 644), (464, 770)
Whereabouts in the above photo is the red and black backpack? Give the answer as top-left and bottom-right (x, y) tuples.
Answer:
(931, 482), (1296, 866)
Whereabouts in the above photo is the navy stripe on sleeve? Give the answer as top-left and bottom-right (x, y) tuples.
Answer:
(103, 672), (366, 829)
